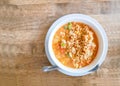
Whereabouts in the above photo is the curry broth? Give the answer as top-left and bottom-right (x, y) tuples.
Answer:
(52, 22), (98, 68)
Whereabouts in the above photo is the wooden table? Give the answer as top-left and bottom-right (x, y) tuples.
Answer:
(0, 0), (120, 86)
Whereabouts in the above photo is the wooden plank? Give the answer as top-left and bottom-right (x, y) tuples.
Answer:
(0, 74), (17, 86)
(0, 0), (119, 4)
(6, 0), (120, 5)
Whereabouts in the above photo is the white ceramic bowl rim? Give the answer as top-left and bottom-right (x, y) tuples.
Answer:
(45, 14), (108, 76)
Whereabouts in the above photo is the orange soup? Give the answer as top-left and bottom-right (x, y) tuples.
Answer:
(52, 22), (98, 68)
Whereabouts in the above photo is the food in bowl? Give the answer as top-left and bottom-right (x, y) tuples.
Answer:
(52, 22), (98, 69)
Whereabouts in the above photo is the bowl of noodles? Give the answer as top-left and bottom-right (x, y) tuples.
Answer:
(45, 14), (108, 76)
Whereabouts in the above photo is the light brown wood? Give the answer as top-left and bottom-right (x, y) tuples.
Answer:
(0, 0), (119, 5)
(0, 0), (120, 86)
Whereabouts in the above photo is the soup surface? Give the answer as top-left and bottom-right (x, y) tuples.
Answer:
(52, 22), (98, 68)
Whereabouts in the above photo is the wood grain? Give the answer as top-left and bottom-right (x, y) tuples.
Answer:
(0, 0), (120, 86)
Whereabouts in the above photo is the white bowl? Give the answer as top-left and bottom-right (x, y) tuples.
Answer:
(45, 14), (108, 76)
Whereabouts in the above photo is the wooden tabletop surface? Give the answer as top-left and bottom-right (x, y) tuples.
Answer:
(0, 0), (120, 86)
